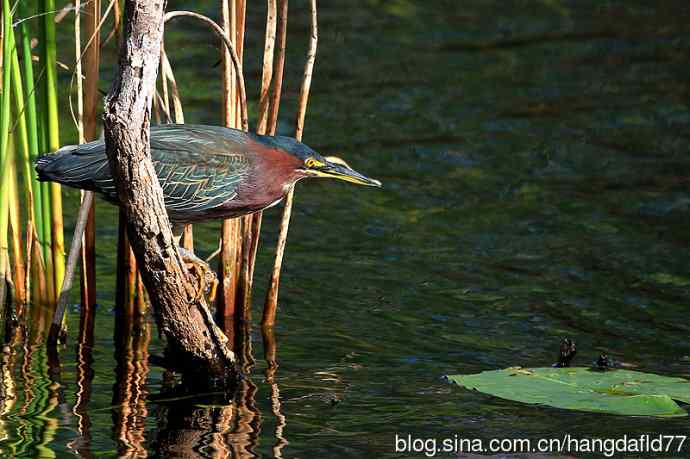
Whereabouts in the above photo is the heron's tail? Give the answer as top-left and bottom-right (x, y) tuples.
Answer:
(35, 141), (109, 191)
(35, 145), (77, 182)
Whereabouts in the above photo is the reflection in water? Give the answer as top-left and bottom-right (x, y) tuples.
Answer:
(0, 323), (62, 458)
(151, 320), (267, 458)
(0, 327), (19, 455)
(262, 326), (288, 459)
(0, 298), (295, 458)
(112, 301), (151, 458)
(154, 400), (236, 457)
(67, 296), (97, 459)
(225, 379), (261, 458)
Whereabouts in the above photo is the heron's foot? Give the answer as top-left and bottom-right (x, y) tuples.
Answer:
(178, 247), (218, 303)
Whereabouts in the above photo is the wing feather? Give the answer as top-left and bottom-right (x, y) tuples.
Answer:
(42, 125), (254, 218)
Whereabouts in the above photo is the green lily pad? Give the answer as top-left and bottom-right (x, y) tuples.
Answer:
(447, 367), (690, 417)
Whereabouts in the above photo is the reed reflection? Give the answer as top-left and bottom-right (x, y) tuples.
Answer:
(9, 322), (61, 458)
(262, 326), (287, 459)
(67, 297), (97, 459)
(112, 298), (151, 458)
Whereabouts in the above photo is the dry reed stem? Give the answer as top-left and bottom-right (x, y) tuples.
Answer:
(244, 0), (278, 299)
(159, 45), (172, 121)
(234, 0), (253, 320)
(152, 92), (163, 123)
(74, 0), (85, 144)
(257, 0), (277, 134)
(154, 91), (172, 123)
(8, 158), (26, 305)
(217, 0), (242, 324)
(294, 0), (318, 141)
(164, 10), (247, 131)
(159, 45), (193, 251)
(151, 90), (165, 124)
(48, 190), (94, 346)
(83, 0), (101, 141)
(263, 0), (317, 326)
(69, 0), (99, 321)
(67, 0), (114, 131)
(267, 0), (288, 136)
(160, 51), (184, 123)
(161, 11), (251, 317)
(102, 0), (120, 47)
(246, 0), (286, 303)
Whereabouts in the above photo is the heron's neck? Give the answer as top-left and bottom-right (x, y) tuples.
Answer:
(231, 149), (300, 213)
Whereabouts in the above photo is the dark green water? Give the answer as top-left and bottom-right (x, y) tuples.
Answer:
(2, 1), (690, 457)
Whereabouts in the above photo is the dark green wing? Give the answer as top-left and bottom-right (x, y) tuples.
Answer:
(149, 125), (252, 216)
(39, 125), (253, 218)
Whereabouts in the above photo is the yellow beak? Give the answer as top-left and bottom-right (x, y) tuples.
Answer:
(305, 159), (382, 187)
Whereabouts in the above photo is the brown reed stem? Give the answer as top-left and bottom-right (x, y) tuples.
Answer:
(163, 9), (248, 324)
(48, 190), (94, 346)
(217, 0), (242, 325)
(257, 0), (277, 134)
(163, 11), (248, 131)
(263, 0), (318, 326)
(267, 0), (288, 137)
(245, 0), (287, 310)
(8, 157), (26, 306)
(237, 0), (279, 315)
(80, 0), (100, 313)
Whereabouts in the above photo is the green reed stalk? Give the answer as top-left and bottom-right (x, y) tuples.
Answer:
(41, 181), (55, 302)
(18, 4), (48, 306)
(10, 34), (35, 223)
(42, 0), (65, 301)
(0, 0), (14, 306)
(18, 0), (45, 250)
(33, 0), (56, 303)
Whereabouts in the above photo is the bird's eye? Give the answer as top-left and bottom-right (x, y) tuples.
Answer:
(305, 158), (318, 168)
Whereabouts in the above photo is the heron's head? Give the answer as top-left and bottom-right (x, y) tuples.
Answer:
(269, 135), (382, 187)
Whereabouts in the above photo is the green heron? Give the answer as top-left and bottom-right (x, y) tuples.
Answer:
(36, 124), (381, 294)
